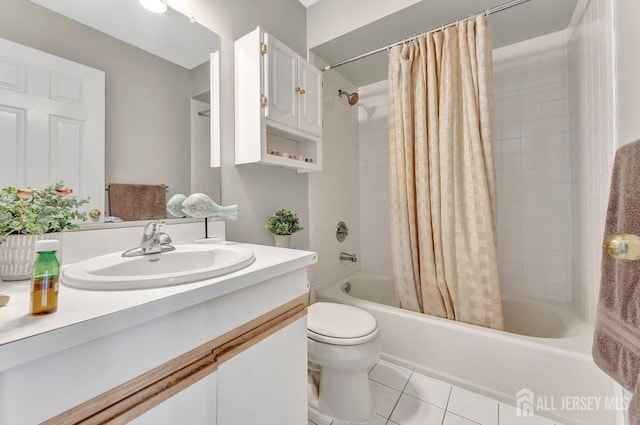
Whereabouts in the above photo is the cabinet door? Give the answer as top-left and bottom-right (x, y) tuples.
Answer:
(297, 59), (323, 136)
(217, 317), (307, 425)
(264, 33), (298, 129)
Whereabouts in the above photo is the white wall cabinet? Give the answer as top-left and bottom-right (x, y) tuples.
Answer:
(235, 27), (322, 172)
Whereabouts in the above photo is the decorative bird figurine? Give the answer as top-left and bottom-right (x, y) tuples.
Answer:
(166, 194), (187, 218)
(167, 193), (238, 220)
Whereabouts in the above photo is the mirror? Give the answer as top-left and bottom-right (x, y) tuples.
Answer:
(0, 0), (221, 223)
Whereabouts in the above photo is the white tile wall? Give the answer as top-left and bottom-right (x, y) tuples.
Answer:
(357, 34), (577, 304)
(309, 63), (361, 293)
(493, 30), (573, 303)
(352, 12), (616, 314)
(568, 0), (615, 322)
(358, 80), (393, 276)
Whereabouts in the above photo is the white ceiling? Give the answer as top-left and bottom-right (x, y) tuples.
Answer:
(311, 0), (578, 86)
(298, 0), (322, 7)
(31, 0), (220, 69)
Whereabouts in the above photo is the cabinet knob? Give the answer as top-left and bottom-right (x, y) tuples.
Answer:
(295, 86), (301, 93)
(300, 88), (306, 95)
(603, 232), (640, 260)
(89, 209), (102, 219)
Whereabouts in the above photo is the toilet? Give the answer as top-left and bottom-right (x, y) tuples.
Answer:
(307, 302), (380, 424)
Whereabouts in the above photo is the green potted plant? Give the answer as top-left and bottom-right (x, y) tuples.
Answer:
(0, 182), (89, 281)
(265, 208), (303, 248)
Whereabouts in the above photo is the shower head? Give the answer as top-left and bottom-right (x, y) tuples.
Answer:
(338, 89), (359, 106)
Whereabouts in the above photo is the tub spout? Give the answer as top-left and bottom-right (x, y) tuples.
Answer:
(340, 252), (357, 262)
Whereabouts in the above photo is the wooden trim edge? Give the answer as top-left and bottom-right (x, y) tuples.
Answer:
(43, 295), (307, 425)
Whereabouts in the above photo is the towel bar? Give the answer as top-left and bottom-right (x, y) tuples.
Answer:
(105, 184), (169, 192)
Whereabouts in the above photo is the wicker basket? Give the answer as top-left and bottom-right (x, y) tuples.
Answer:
(0, 233), (62, 281)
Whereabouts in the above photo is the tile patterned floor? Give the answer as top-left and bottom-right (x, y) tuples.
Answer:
(308, 359), (564, 425)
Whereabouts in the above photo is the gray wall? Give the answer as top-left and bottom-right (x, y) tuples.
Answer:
(0, 0), (195, 198)
(166, 0), (310, 248)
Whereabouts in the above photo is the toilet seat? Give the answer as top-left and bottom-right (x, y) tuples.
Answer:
(307, 302), (379, 346)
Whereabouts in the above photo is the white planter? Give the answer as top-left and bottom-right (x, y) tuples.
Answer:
(273, 234), (292, 248)
(0, 233), (62, 281)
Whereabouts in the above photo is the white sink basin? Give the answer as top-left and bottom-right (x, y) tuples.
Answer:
(61, 244), (255, 290)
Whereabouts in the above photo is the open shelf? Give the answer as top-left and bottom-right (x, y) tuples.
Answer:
(262, 153), (321, 172)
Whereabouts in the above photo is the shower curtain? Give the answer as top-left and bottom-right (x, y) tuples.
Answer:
(388, 14), (503, 329)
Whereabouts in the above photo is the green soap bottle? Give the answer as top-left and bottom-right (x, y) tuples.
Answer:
(30, 240), (60, 315)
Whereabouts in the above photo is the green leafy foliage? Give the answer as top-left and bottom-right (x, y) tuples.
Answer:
(265, 208), (303, 236)
(0, 182), (89, 244)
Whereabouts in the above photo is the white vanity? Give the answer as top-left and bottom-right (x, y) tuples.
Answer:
(0, 222), (315, 424)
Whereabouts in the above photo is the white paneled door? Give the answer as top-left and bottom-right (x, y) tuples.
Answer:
(264, 33), (298, 129)
(0, 37), (105, 217)
(297, 59), (322, 136)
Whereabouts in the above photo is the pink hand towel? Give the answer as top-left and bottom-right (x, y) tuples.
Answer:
(593, 140), (640, 424)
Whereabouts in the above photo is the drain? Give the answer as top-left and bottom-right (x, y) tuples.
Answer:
(344, 281), (351, 293)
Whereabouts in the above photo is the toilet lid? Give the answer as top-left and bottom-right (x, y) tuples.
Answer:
(307, 302), (378, 343)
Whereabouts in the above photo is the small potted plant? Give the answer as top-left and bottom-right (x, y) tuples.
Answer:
(265, 208), (303, 248)
(0, 182), (89, 281)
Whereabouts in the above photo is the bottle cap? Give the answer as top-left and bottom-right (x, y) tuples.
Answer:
(35, 240), (59, 252)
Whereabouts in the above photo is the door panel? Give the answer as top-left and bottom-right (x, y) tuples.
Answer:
(0, 37), (104, 216)
(216, 317), (307, 425)
(0, 105), (25, 184)
(264, 33), (297, 129)
(50, 116), (85, 194)
(298, 60), (322, 136)
(0, 55), (26, 92)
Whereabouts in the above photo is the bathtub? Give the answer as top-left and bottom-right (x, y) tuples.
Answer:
(317, 273), (619, 425)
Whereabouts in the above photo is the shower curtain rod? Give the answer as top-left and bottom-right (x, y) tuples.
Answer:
(320, 0), (531, 72)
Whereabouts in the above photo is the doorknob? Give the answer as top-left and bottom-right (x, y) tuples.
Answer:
(89, 209), (102, 219)
(603, 232), (640, 260)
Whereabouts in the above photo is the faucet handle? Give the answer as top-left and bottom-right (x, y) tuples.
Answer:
(143, 220), (164, 235)
(157, 232), (172, 245)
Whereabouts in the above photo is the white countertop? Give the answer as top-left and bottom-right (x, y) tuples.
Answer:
(0, 242), (316, 370)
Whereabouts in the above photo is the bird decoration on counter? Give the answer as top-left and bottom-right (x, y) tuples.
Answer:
(167, 193), (238, 220)
(167, 193), (238, 240)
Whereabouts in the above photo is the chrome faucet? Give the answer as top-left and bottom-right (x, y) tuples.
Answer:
(339, 252), (357, 262)
(122, 221), (176, 257)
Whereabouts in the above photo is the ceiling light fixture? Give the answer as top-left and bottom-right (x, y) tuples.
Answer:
(139, 0), (168, 14)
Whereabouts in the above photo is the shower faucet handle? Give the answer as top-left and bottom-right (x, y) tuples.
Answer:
(336, 221), (349, 242)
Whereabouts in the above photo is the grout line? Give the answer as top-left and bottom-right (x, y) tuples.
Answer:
(440, 386), (453, 425)
(443, 386), (453, 412)
(385, 386), (404, 424)
(400, 371), (413, 393)
(368, 359), (380, 375)
(368, 377), (407, 394)
(446, 411), (482, 425)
